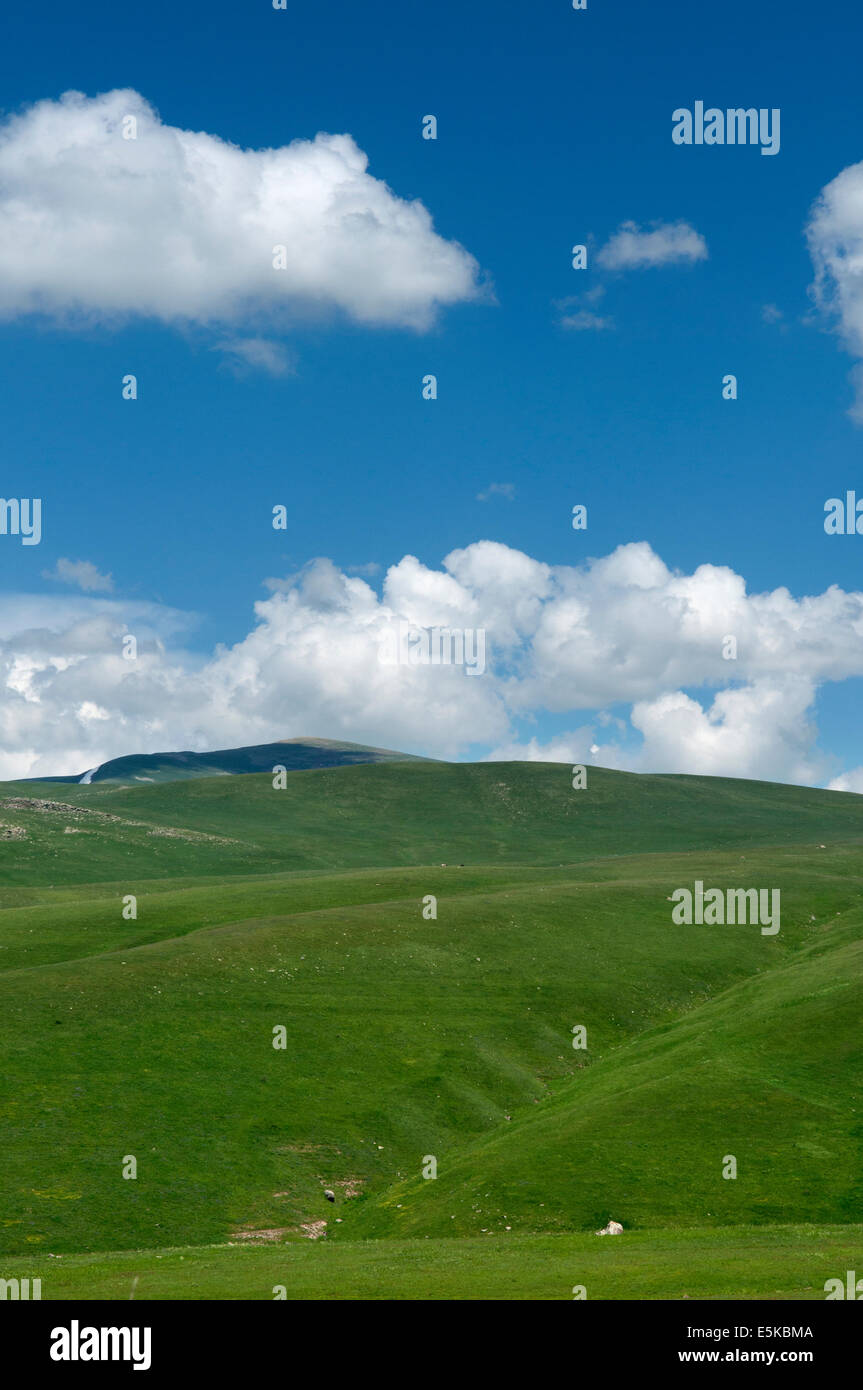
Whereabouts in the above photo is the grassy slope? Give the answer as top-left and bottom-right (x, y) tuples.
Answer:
(342, 918), (863, 1239)
(1, 761), (861, 1296)
(3, 760), (863, 886)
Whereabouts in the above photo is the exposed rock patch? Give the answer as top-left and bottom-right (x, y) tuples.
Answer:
(230, 1226), (294, 1243)
(0, 797), (236, 845)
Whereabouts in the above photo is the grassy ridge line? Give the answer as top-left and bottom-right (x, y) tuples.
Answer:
(6, 832), (863, 909)
(62, 738), (432, 786)
(2, 842), (859, 974)
(2, 761), (863, 886)
(0, 864), (596, 973)
(3, 1226), (859, 1301)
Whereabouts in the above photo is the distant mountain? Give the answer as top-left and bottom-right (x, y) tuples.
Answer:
(27, 737), (434, 786)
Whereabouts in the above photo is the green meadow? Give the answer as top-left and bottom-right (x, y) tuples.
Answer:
(1, 761), (861, 1298)
(8, 1227), (860, 1301)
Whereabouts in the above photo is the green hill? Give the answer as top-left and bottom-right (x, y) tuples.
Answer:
(0, 760), (860, 1297)
(342, 907), (863, 1240)
(3, 759), (863, 888)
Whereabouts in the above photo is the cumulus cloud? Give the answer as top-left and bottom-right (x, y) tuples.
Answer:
(827, 768), (863, 794)
(41, 558), (114, 593)
(807, 159), (863, 420)
(630, 679), (820, 785)
(597, 220), (708, 271)
(0, 89), (483, 334)
(4, 540), (863, 784)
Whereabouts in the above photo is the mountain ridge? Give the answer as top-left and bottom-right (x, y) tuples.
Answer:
(22, 736), (434, 786)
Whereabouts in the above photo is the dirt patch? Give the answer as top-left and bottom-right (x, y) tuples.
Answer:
(147, 826), (236, 844)
(0, 823), (26, 840)
(230, 1226), (294, 1243)
(299, 1221), (327, 1240)
(333, 1178), (365, 1199)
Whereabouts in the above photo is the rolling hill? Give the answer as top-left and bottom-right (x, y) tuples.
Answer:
(3, 759), (863, 887)
(0, 758), (860, 1298)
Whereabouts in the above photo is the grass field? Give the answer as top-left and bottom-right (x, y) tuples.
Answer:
(1, 760), (861, 1298)
(4, 1226), (859, 1301)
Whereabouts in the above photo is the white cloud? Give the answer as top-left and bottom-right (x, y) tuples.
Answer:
(346, 562), (382, 577)
(214, 338), (296, 377)
(476, 483), (516, 501)
(596, 220), (708, 271)
(485, 729), (603, 765)
(630, 679), (820, 785)
(807, 159), (863, 420)
(827, 768), (863, 794)
(0, 594), (190, 645)
(560, 309), (614, 332)
(0, 89), (483, 334)
(41, 558), (114, 593)
(556, 286), (614, 332)
(4, 541), (863, 785)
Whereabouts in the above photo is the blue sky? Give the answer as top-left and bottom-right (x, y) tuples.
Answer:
(2, 0), (863, 782)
